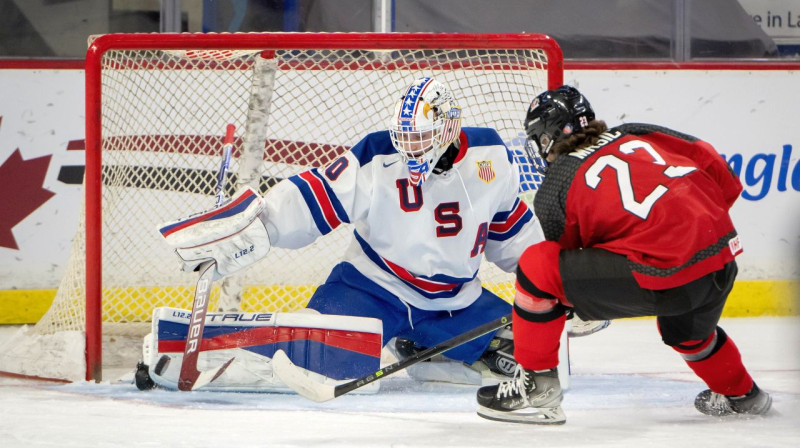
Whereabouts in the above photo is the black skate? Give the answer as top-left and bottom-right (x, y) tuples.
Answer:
(694, 383), (772, 417)
(476, 365), (566, 424)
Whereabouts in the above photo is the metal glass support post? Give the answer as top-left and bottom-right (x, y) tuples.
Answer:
(672, 0), (692, 61)
(161, 0), (183, 32)
(373, 0), (393, 33)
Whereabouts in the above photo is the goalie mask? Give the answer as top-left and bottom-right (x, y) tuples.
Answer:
(389, 77), (462, 186)
(523, 85), (595, 173)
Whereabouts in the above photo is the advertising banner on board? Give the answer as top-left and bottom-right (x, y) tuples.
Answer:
(0, 68), (798, 291)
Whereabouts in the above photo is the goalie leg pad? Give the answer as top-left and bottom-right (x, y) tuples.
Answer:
(158, 187), (271, 277)
(143, 307), (383, 393)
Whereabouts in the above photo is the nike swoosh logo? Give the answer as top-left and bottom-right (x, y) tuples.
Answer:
(383, 159), (400, 168)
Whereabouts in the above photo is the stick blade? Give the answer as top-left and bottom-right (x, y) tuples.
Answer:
(189, 357), (236, 391)
(272, 349), (336, 402)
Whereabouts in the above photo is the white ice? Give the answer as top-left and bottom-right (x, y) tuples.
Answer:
(1, 317), (798, 448)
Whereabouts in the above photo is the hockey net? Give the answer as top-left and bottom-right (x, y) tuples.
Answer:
(0, 33), (562, 382)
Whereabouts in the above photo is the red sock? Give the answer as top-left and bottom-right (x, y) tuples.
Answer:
(512, 308), (566, 371)
(677, 330), (754, 396)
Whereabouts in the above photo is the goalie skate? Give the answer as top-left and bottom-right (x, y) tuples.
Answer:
(476, 365), (566, 425)
(390, 336), (514, 386)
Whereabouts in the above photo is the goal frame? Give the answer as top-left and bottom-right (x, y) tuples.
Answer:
(83, 32), (563, 382)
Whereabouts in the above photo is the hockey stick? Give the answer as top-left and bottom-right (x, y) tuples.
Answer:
(272, 313), (512, 402)
(177, 124), (236, 391)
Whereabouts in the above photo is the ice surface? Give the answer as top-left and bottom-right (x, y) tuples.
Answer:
(1, 317), (798, 447)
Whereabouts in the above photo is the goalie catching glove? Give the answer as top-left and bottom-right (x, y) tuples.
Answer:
(158, 187), (271, 279)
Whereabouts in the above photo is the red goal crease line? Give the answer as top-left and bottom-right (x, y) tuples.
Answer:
(0, 370), (71, 384)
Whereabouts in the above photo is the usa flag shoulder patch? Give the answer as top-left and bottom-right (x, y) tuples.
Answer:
(476, 160), (495, 183)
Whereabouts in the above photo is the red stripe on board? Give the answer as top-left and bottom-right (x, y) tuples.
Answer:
(564, 61), (800, 71)
(0, 59), (84, 70)
(97, 134), (348, 167)
(158, 326), (382, 357)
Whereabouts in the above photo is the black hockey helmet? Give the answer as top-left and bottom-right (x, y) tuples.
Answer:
(523, 85), (595, 172)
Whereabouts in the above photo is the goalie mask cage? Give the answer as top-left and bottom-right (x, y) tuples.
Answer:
(0, 33), (562, 382)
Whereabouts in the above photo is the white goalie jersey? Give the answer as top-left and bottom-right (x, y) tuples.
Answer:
(262, 127), (544, 311)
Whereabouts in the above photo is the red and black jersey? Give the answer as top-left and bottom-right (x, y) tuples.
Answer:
(533, 123), (743, 290)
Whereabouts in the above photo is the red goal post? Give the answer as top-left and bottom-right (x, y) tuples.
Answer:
(9, 33), (563, 383)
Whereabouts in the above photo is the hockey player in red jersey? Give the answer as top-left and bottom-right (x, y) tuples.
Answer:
(476, 85), (771, 424)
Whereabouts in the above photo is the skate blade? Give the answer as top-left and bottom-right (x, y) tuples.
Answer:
(567, 319), (610, 337)
(477, 405), (566, 425)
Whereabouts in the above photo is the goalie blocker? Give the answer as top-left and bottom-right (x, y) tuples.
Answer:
(138, 307), (383, 393)
(158, 187), (271, 279)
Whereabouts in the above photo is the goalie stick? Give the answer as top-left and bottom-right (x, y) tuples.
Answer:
(177, 123), (237, 391)
(272, 313), (512, 402)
